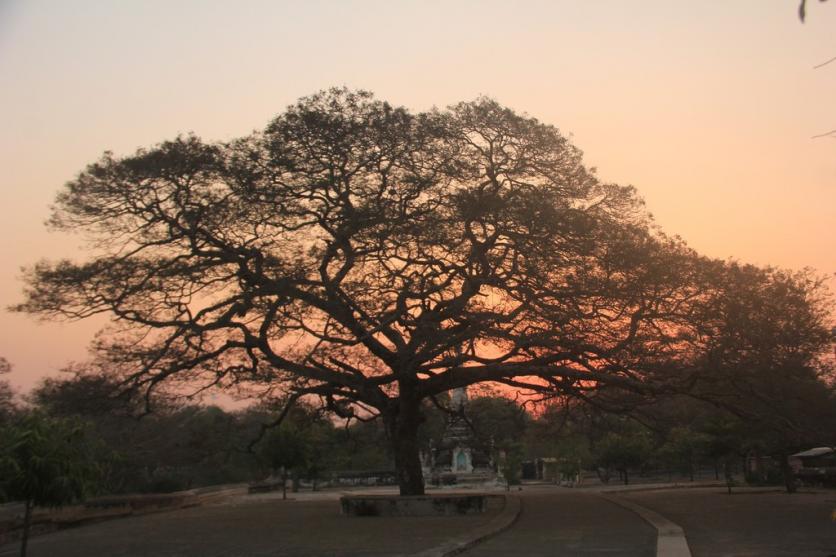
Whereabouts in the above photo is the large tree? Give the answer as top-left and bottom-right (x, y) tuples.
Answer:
(691, 264), (835, 491)
(16, 89), (713, 495)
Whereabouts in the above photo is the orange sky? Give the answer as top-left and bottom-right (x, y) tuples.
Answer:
(1, 1), (834, 394)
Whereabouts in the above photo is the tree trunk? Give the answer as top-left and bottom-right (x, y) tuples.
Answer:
(724, 460), (733, 495)
(281, 467), (287, 500)
(779, 452), (797, 494)
(20, 499), (33, 557)
(385, 389), (426, 496)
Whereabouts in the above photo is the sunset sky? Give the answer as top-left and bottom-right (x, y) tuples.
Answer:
(1, 0), (834, 393)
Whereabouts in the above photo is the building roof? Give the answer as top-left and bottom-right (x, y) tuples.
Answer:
(791, 447), (835, 458)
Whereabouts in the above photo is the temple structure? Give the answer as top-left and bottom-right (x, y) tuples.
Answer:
(425, 387), (494, 484)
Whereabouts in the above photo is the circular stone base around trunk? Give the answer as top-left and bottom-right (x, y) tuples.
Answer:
(340, 493), (505, 517)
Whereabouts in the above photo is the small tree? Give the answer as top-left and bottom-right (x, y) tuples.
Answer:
(594, 426), (653, 485)
(699, 417), (745, 495)
(0, 413), (96, 557)
(250, 402), (330, 497)
(656, 426), (711, 482)
(0, 358), (17, 426)
(257, 425), (309, 499)
(553, 435), (592, 485)
(466, 395), (529, 461)
(499, 442), (525, 490)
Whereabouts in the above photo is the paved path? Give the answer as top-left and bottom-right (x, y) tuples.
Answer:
(464, 487), (656, 556)
(621, 487), (836, 557)
(602, 494), (691, 557)
(5, 484), (833, 556)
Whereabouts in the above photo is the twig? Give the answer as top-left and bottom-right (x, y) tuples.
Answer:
(813, 55), (836, 69)
(811, 129), (836, 139)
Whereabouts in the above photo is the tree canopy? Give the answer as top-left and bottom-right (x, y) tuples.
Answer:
(14, 88), (833, 495)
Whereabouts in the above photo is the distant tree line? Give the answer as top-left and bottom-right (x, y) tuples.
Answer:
(526, 383), (836, 493)
(3, 349), (834, 508)
(1, 371), (394, 498)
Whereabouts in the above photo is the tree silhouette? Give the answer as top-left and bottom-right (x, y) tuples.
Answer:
(13, 89), (738, 495)
(691, 264), (835, 491)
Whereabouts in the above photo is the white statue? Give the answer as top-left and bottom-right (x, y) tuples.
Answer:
(450, 386), (467, 411)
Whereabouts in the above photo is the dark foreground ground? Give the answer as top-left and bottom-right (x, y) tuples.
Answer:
(620, 487), (836, 557)
(0, 492), (501, 557)
(1, 485), (834, 556)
